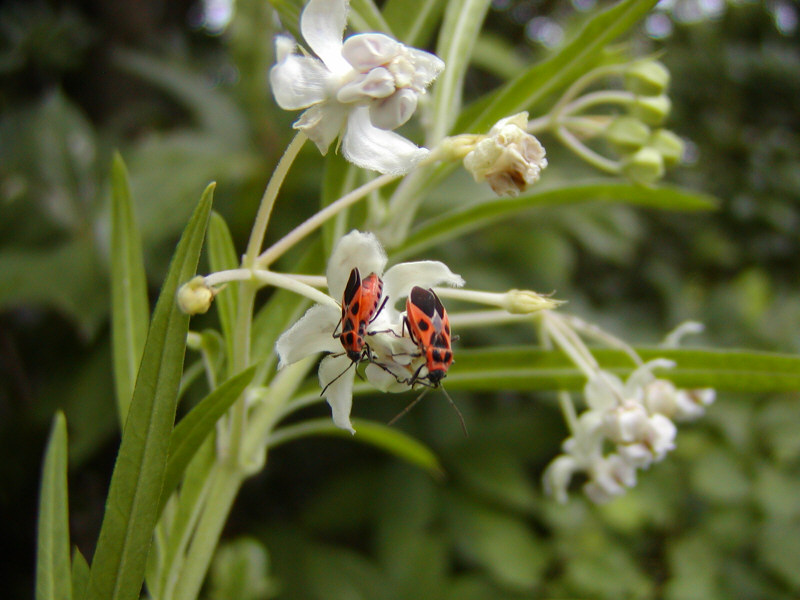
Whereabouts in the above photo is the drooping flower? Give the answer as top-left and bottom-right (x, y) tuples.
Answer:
(275, 230), (463, 433)
(269, 0), (444, 174)
(462, 112), (548, 197)
(544, 360), (691, 504)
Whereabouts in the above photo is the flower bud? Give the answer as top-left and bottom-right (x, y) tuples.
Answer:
(632, 95), (672, 126)
(643, 413), (677, 461)
(622, 147), (665, 185)
(603, 400), (650, 444)
(543, 455), (578, 504)
(584, 454), (634, 504)
(649, 129), (685, 167)
(625, 59), (670, 96)
(643, 378), (680, 417)
(177, 276), (215, 315)
(604, 116), (651, 153)
(463, 112), (548, 197)
(503, 289), (563, 314)
(673, 388), (716, 421)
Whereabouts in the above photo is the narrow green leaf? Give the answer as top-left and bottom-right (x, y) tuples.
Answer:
(206, 212), (240, 373)
(438, 347), (800, 393)
(86, 184), (214, 600)
(431, 0), (492, 142)
(394, 183), (718, 259)
(160, 365), (258, 513)
(268, 418), (443, 477)
(456, 0), (659, 134)
(382, 0), (444, 46)
(350, 0), (393, 34)
(36, 412), (72, 600)
(72, 548), (90, 600)
(110, 153), (150, 425)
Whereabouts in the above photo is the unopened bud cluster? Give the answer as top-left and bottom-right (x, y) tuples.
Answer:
(547, 58), (685, 185)
(610, 60), (684, 184)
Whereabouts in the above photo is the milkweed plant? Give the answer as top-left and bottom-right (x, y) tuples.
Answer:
(34, 0), (800, 599)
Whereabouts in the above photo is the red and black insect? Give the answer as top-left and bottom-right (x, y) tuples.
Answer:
(322, 267), (389, 396)
(402, 286), (454, 386)
(388, 286), (466, 435)
(334, 267), (388, 362)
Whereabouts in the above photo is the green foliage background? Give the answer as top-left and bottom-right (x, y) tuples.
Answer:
(3, 0), (800, 597)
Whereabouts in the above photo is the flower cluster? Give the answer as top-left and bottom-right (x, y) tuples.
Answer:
(275, 230), (463, 433)
(270, 0), (444, 174)
(544, 360), (715, 504)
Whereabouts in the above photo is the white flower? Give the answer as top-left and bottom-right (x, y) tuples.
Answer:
(673, 388), (715, 421)
(584, 454), (637, 504)
(643, 378), (715, 422)
(642, 413), (677, 461)
(275, 230), (463, 433)
(269, 0), (444, 174)
(602, 399), (650, 444)
(544, 359), (681, 504)
(462, 112), (548, 197)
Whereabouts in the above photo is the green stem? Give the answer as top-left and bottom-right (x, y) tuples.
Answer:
(550, 63), (626, 118)
(562, 90), (635, 115)
(542, 312), (598, 379)
(229, 282), (257, 462)
(381, 166), (429, 246)
(157, 468), (215, 599)
(204, 269), (336, 308)
(255, 172), (400, 268)
(171, 464), (244, 600)
(242, 132), (306, 267)
(554, 125), (621, 174)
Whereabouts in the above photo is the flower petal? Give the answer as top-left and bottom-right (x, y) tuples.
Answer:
(326, 230), (388, 299)
(405, 47), (445, 89)
(301, 0), (351, 75)
(319, 354), (356, 433)
(584, 371), (623, 411)
(275, 304), (342, 367)
(364, 363), (409, 393)
(543, 455), (578, 504)
(342, 107), (428, 174)
(342, 33), (402, 71)
(382, 260), (464, 309)
(270, 48), (332, 110)
(294, 102), (348, 155)
(369, 89), (418, 130)
(336, 68), (395, 103)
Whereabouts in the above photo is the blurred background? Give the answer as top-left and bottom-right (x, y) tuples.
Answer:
(2, 0), (799, 597)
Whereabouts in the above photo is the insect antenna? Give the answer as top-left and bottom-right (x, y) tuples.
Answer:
(387, 388), (429, 427)
(440, 385), (468, 437)
(320, 355), (356, 396)
(386, 385), (467, 436)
